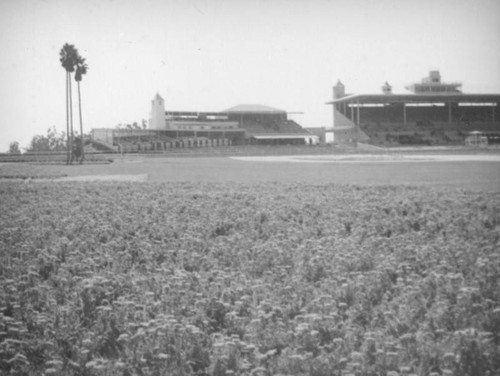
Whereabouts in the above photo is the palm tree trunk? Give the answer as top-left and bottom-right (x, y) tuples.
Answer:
(66, 72), (71, 164)
(78, 81), (84, 163)
(69, 72), (74, 164)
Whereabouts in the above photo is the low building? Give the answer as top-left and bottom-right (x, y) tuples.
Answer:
(91, 94), (316, 151)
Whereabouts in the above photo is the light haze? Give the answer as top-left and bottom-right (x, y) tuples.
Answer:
(1, 0), (499, 152)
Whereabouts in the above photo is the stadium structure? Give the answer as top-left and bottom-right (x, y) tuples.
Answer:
(91, 94), (317, 152)
(325, 70), (500, 145)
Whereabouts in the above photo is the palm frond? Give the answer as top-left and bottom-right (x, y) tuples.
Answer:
(59, 43), (79, 73)
(75, 56), (89, 82)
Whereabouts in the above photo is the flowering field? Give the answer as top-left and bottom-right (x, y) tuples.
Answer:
(1, 181), (499, 376)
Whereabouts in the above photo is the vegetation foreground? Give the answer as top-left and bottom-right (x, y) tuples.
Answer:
(0, 182), (499, 376)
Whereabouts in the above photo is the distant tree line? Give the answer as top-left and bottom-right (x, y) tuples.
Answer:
(6, 44), (89, 159)
(8, 142), (21, 154)
(116, 119), (148, 129)
(6, 127), (74, 153)
(6, 118), (148, 153)
(22, 127), (67, 153)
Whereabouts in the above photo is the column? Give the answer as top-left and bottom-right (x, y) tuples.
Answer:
(356, 100), (360, 125)
(403, 104), (407, 125)
(333, 104), (336, 128)
(448, 102), (452, 124)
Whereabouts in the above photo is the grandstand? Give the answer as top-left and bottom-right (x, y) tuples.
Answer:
(91, 127), (240, 153)
(224, 104), (316, 145)
(326, 71), (500, 145)
(91, 94), (317, 152)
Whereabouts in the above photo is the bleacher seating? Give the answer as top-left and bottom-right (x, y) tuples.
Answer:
(115, 136), (234, 153)
(280, 120), (310, 134)
(406, 106), (449, 123)
(360, 120), (500, 146)
(242, 121), (278, 134)
(455, 107), (499, 123)
(241, 119), (310, 136)
(359, 106), (404, 124)
(357, 101), (499, 145)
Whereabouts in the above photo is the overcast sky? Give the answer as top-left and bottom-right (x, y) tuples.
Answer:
(1, 0), (499, 152)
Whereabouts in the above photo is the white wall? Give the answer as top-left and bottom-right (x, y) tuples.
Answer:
(325, 130), (334, 143)
(149, 95), (166, 129)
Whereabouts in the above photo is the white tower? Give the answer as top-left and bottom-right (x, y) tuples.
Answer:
(333, 80), (345, 99)
(149, 93), (166, 129)
(326, 80), (345, 143)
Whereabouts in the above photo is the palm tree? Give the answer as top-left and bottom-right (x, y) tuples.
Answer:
(59, 43), (79, 164)
(75, 56), (88, 163)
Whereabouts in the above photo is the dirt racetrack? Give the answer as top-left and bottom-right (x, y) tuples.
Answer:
(16, 151), (494, 191)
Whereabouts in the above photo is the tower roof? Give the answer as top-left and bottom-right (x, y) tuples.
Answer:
(154, 92), (164, 101)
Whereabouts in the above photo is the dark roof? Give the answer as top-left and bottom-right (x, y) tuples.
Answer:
(327, 93), (500, 104)
(225, 104), (286, 114)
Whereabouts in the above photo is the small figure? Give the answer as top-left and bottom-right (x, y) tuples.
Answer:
(72, 136), (84, 164)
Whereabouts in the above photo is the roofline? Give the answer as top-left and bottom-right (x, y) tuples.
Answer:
(165, 111), (230, 115)
(327, 93), (500, 104)
(225, 104), (286, 113)
(226, 110), (286, 114)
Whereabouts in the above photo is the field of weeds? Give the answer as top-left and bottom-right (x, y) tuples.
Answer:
(0, 181), (499, 376)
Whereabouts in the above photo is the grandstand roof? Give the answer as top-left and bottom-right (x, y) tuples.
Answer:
(225, 104), (286, 114)
(327, 93), (500, 104)
(251, 134), (312, 140)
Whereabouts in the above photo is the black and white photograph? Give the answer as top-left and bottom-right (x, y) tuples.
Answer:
(0, 0), (499, 375)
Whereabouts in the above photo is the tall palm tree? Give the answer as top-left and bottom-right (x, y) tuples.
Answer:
(75, 56), (88, 163)
(59, 43), (79, 164)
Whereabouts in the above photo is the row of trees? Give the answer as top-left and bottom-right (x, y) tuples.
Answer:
(8, 141), (21, 154)
(60, 43), (88, 164)
(8, 127), (76, 154)
(27, 127), (67, 152)
(6, 44), (87, 158)
(116, 119), (148, 129)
